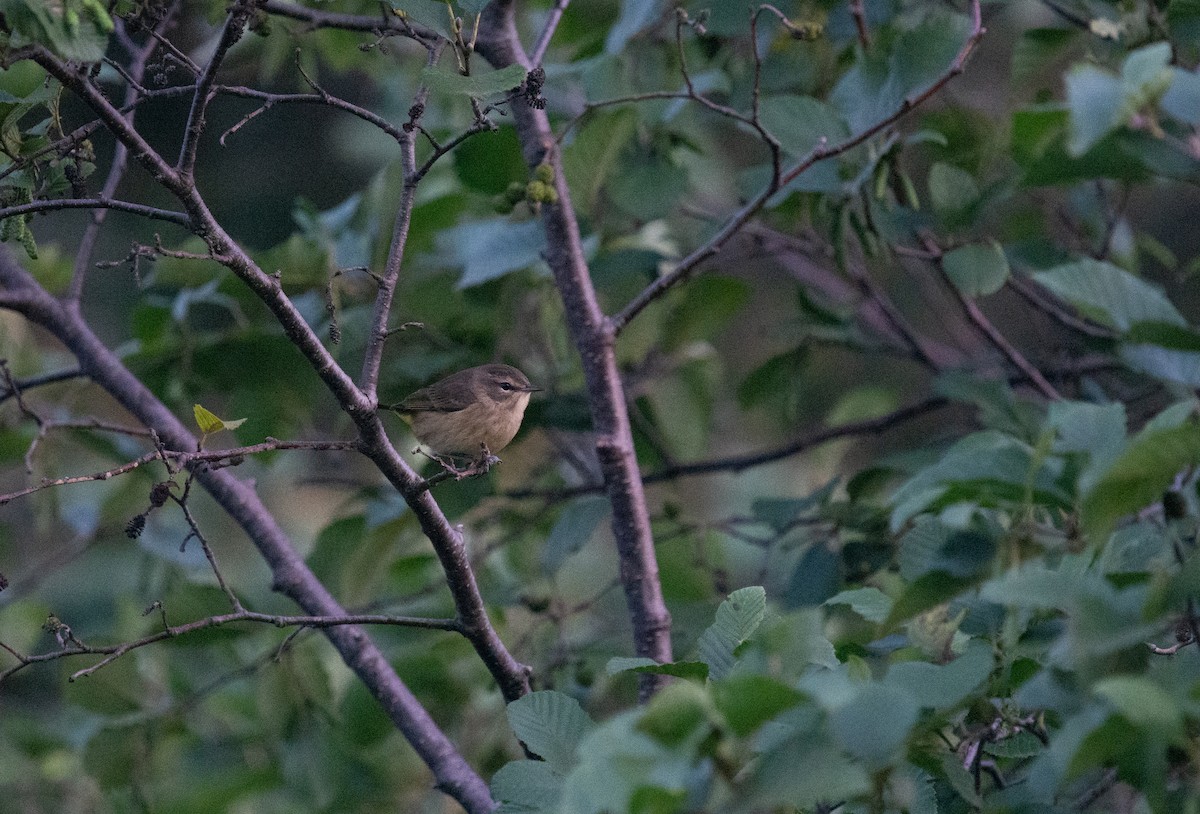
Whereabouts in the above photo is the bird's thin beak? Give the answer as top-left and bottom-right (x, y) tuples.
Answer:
(525, 385), (543, 393)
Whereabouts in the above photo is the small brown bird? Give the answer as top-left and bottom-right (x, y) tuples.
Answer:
(390, 364), (540, 469)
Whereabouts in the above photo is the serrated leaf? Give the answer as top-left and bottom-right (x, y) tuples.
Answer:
(506, 691), (594, 774)
(696, 586), (767, 681)
(491, 760), (563, 813)
(420, 64), (528, 98)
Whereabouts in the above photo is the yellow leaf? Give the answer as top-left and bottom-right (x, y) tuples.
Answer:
(193, 403), (225, 435)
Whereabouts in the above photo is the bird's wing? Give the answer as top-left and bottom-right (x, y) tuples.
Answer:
(396, 369), (476, 413)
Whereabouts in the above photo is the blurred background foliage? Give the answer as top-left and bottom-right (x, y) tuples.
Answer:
(3, 0), (1200, 811)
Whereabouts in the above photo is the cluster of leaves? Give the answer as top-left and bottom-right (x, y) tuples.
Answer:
(496, 392), (1200, 812)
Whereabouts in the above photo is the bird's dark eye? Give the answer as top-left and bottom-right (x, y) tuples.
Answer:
(499, 382), (513, 391)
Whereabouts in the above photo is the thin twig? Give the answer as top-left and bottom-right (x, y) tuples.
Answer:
(178, 2), (252, 175)
(609, 0), (986, 334)
(919, 234), (1063, 401)
(530, 0), (570, 65)
(505, 396), (950, 500)
(0, 438), (361, 506)
(0, 368), (85, 405)
(0, 609), (462, 683)
(0, 197), (190, 227)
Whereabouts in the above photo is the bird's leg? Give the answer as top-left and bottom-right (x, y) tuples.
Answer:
(414, 445), (501, 480)
(449, 443), (501, 480)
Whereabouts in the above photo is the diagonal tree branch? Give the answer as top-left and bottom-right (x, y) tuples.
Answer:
(0, 247), (495, 813)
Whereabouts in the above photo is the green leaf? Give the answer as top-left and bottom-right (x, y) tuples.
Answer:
(978, 562), (1089, 611)
(886, 572), (978, 626)
(492, 760), (563, 814)
(885, 638), (993, 711)
(1169, 1), (1200, 49)
(898, 519), (996, 580)
(824, 587), (893, 623)
(420, 63), (528, 98)
(1081, 421), (1200, 543)
(563, 109), (637, 211)
(759, 95), (849, 157)
(942, 241), (1010, 296)
(636, 681), (711, 746)
(1092, 676), (1183, 737)
(737, 348), (807, 411)
(389, 1), (453, 39)
(662, 276), (751, 350)
(1011, 28), (1077, 91)
(1162, 67), (1200, 126)
(890, 430), (1063, 531)
(608, 148), (689, 222)
(712, 675), (805, 737)
(1065, 64), (1123, 156)
(829, 683), (919, 765)
(605, 657), (709, 681)
(506, 691), (594, 774)
(1121, 344), (1200, 387)
(749, 731), (871, 809)
(928, 162), (980, 216)
(1033, 259), (1185, 331)
(559, 712), (689, 814)
(1012, 104), (1152, 185)
(695, 586), (767, 681)
(437, 217), (547, 288)
(453, 126), (527, 195)
(1065, 43), (1173, 157)
(1, 0), (112, 61)
(1124, 321), (1200, 351)
(988, 730), (1047, 758)
(541, 496), (611, 575)
(1046, 400), (1126, 494)
(831, 10), (971, 134)
(1120, 42), (1173, 109)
